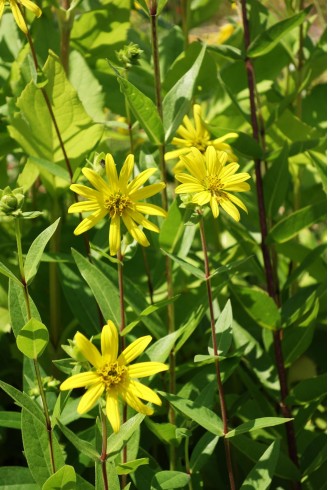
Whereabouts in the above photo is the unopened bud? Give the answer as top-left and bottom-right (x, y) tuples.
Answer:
(0, 186), (25, 215)
(116, 43), (143, 69)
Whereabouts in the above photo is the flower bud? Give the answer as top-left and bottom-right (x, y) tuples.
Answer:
(0, 186), (25, 215)
(116, 43), (143, 69)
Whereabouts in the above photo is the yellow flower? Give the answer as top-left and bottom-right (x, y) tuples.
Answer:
(60, 321), (168, 433)
(0, 0), (42, 34)
(69, 153), (167, 256)
(217, 24), (234, 45)
(165, 104), (238, 164)
(175, 146), (251, 221)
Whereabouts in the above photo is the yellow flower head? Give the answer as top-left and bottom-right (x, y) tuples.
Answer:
(175, 146), (251, 222)
(0, 0), (42, 34)
(69, 153), (167, 256)
(217, 24), (234, 45)
(60, 321), (168, 433)
(165, 104), (238, 165)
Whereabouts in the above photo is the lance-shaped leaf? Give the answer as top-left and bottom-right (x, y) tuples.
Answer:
(16, 318), (49, 359)
(240, 441), (280, 490)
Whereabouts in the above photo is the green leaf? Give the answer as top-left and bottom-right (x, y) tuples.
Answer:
(263, 143), (290, 218)
(281, 287), (317, 328)
(208, 300), (233, 357)
(116, 458), (149, 475)
(207, 44), (243, 61)
(16, 318), (49, 359)
(42, 465), (76, 490)
(267, 200), (326, 244)
(107, 413), (145, 460)
(28, 157), (70, 182)
(240, 441), (280, 490)
(190, 432), (219, 472)
(225, 417), (293, 438)
(163, 44), (206, 142)
(0, 380), (44, 423)
(159, 391), (223, 436)
(159, 199), (186, 253)
(145, 327), (186, 363)
(7, 51), (103, 172)
(248, 7), (312, 58)
(151, 471), (190, 490)
(117, 76), (164, 145)
(231, 435), (300, 481)
(284, 244), (326, 288)
(0, 467), (37, 489)
(0, 411), (21, 429)
(290, 374), (326, 404)
(57, 419), (100, 460)
(95, 461), (120, 490)
(161, 249), (204, 279)
(24, 218), (60, 285)
(22, 409), (65, 486)
(72, 249), (120, 325)
(9, 278), (41, 337)
(230, 286), (281, 330)
(0, 261), (21, 286)
(145, 419), (180, 446)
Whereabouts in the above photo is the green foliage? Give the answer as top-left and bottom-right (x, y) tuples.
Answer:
(0, 0), (326, 489)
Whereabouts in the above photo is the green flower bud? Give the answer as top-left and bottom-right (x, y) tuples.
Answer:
(0, 186), (25, 215)
(116, 43), (143, 69)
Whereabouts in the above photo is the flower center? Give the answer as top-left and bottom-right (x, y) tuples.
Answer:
(104, 193), (131, 217)
(97, 362), (127, 389)
(203, 175), (224, 196)
(192, 133), (210, 152)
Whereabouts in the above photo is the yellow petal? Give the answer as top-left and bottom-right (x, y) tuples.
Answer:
(220, 199), (240, 221)
(101, 321), (118, 362)
(82, 168), (110, 195)
(75, 332), (103, 368)
(175, 173), (201, 185)
(122, 214), (149, 247)
(210, 195), (219, 218)
(193, 104), (203, 134)
(223, 172), (251, 184)
(129, 183), (165, 201)
(226, 193), (248, 212)
(77, 382), (104, 414)
(175, 183), (204, 194)
(73, 208), (107, 235)
(211, 132), (238, 144)
(106, 392), (120, 433)
(118, 336), (152, 365)
(20, 0), (42, 17)
(109, 214), (121, 256)
(134, 203), (167, 217)
(119, 154), (134, 189)
(206, 146), (218, 176)
(105, 153), (119, 191)
(127, 168), (157, 194)
(70, 184), (100, 200)
(191, 190), (211, 206)
(183, 148), (207, 181)
(223, 182), (250, 192)
(129, 380), (162, 405)
(165, 148), (190, 161)
(60, 372), (100, 391)
(68, 201), (100, 213)
(128, 210), (160, 233)
(220, 162), (240, 179)
(177, 122), (194, 140)
(128, 362), (168, 378)
(0, 2), (5, 20)
(10, 0), (28, 33)
(121, 387), (153, 415)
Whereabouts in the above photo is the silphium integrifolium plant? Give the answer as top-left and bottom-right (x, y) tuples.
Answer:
(175, 146), (251, 221)
(68, 152), (167, 255)
(0, 0), (41, 33)
(61, 321), (168, 433)
(165, 104), (238, 165)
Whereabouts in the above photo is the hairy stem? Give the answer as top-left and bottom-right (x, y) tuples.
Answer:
(100, 410), (109, 490)
(15, 219), (56, 474)
(198, 215), (235, 490)
(149, 0), (176, 470)
(240, 1), (301, 484)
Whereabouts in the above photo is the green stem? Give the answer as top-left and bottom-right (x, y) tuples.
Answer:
(117, 249), (127, 489)
(198, 215), (235, 490)
(184, 436), (193, 490)
(58, 0), (73, 75)
(149, 1), (176, 468)
(49, 196), (61, 347)
(15, 218), (56, 474)
(100, 410), (109, 490)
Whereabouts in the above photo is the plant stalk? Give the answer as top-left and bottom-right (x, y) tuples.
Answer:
(240, 0), (301, 484)
(59, 0), (72, 75)
(100, 410), (109, 490)
(198, 215), (236, 490)
(15, 218), (56, 474)
(149, 1), (176, 469)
